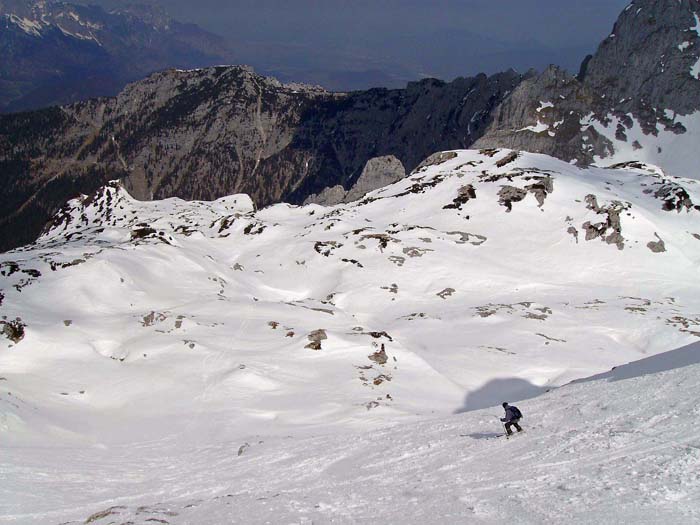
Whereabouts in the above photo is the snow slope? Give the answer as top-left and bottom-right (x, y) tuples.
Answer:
(3, 342), (700, 524)
(1, 148), (699, 522)
(583, 111), (700, 181)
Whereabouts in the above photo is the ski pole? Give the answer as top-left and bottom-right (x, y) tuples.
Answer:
(495, 416), (508, 439)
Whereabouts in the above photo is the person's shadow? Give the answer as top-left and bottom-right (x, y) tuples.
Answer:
(461, 432), (501, 440)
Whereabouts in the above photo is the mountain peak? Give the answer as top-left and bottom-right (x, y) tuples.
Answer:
(584, 0), (700, 114)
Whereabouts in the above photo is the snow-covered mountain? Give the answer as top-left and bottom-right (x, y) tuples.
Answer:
(1, 148), (699, 522)
(0, 0), (232, 112)
(2, 148), (699, 433)
(2, 0), (700, 255)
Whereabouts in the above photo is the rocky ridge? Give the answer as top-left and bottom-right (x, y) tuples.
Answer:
(476, 0), (700, 173)
(0, 66), (523, 252)
(1, 0), (699, 254)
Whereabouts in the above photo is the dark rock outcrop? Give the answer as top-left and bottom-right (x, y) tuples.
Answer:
(1, 318), (25, 343)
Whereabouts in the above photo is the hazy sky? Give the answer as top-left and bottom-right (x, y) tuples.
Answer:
(99, 0), (632, 90)
(160, 0), (628, 46)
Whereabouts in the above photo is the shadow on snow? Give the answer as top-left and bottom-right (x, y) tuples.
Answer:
(454, 376), (547, 414)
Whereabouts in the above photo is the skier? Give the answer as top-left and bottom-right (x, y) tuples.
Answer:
(500, 402), (523, 436)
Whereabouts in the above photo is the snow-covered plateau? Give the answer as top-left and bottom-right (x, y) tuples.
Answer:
(1, 149), (699, 523)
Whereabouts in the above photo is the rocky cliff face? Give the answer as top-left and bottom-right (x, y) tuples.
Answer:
(476, 0), (700, 174)
(583, 0), (700, 116)
(0, 66), (523, 252)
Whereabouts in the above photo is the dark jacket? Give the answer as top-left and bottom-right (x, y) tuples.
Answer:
(501, 405), (521, 423)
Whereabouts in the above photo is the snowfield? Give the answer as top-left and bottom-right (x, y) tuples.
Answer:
(3, 343), (700, 524)
(1, 149), (699, 523)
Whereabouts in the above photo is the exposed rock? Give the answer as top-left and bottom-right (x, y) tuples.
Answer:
(303, 185), (347, 206)
(445, 231), (487, 246)
(647, 233), (667, 253)
(402, 247), (432, 258)
(243, 222), (266, 236)
(1, 319), (25, 343)
(584, 0), (700, 117)
(415, 151), (458, 171)
(131, 227), (157, 240)
(142, 311), (168, 327)
(536, 333), (567, 343)
(314, 241), (342, 257)
(581, 194), (629, 250)
(85, 506), (127, 524)
(474, 66), (603, 166)
(368, 344), (389, 365)
(305, 329), (327, 351)
(372, 374), (392, 386)
(360, 234), (398, 252)
(654, 182), (696, 213)
(479, 148), (500, 157)
(525, 176), (554, 207)
(524, 312), (548, 321)
(567, 226), (579, 243)
(403, 312), (427, 320)
(343, 156), (406, 203)
(496, 151), (520, 168)
(498, 186), (528, 212)
(476, 1), (700, 170)
(437, 288), (456, 299)
(443, 184), (476, 210)
(341, 258), (364, 268)
(365, 331), (393, 341)
(3, 0), (700, 257)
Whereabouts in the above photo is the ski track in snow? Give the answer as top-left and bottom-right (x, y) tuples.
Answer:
(1, 149), (699, 523)
(3, 352), (700, 524)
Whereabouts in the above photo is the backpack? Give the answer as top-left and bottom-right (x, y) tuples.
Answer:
(510, 405), (522, 419)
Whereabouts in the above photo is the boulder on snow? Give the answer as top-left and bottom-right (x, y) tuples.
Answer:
(305, 329), (328, 350)
(368, 344), (389, 365)
(647, 233), (666, 253)
(1, 319), (25, 343)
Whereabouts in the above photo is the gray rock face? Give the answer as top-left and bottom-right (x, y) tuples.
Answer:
(474, 66), (609, 165)
(0, 67), (522, 251)
(583, 0), (700, 117)
(344, 156), (406, 203)
(476, 0), (700, 165)
(305, 155), (406, 205)
(303, 185), (348, 207)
